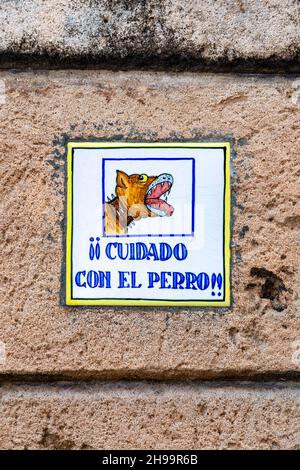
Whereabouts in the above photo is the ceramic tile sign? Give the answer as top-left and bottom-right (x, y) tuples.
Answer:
(66, 142), (231, 306)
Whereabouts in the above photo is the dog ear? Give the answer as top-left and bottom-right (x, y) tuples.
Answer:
(116, 170), (129, 189)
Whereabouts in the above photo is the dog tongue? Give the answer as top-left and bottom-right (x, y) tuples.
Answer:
(146, 198), (174, 216)
(150, 181), (170, 199)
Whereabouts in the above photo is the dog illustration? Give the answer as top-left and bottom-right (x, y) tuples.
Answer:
(105, 170), (174, 234)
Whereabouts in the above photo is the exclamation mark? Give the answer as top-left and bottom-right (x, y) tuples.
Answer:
(211, 273), (223, 296)
(89, 237), (95, 260)
(211, 273), (217, 296)
(217, 273), (223, 296)
(95, 237), (100, 260)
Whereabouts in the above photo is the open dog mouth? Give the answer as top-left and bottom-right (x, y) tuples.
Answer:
(145, 173), (174, 217)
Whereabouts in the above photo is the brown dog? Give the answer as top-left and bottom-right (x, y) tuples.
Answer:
(105, 170), (174, 234)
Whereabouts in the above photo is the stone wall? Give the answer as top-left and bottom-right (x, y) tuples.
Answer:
(1, 0), (300, 70)
(0, 1), (299, 450)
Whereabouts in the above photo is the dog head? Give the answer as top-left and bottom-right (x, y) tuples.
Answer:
(116, 170), (174, 220)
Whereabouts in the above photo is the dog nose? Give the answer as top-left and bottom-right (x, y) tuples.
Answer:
(160, 173), (173, 184)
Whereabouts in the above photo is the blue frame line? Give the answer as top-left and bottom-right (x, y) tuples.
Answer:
(102, 157), (196, 238)
(191, 158), (195, 234)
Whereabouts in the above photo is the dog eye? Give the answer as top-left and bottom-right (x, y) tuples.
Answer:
(139, 174), (148, 183)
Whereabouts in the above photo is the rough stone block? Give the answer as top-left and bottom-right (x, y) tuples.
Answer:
(0, 1), (299, 69)
(0, 382), (299, 449)
(0, 70), (299, 378)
